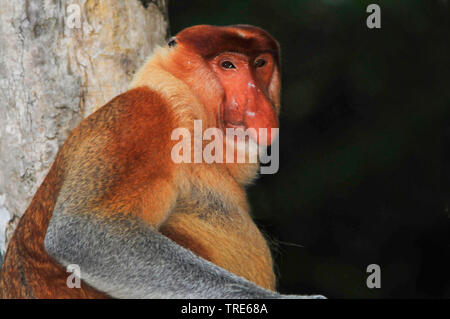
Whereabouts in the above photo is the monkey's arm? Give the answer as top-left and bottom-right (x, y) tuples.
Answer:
(44, 208), (288, 299)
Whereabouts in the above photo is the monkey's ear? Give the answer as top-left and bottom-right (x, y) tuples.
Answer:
(167, 37), (177, 48)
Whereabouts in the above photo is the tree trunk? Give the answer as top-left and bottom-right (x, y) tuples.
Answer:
(0, 0), (169, 259)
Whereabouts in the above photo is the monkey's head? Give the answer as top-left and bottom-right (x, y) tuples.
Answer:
(161, 25), (281, 146)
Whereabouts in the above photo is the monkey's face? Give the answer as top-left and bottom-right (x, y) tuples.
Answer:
(169, 25), (281, 146)
(208, 51), (278, 146)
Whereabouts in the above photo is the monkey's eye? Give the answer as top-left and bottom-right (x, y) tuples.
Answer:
(221, 61), (236, 69)
(168, 37), (177, 48)
(254, 59), (266, 68)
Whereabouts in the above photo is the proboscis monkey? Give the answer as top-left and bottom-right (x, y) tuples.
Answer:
(0, 25), (323, 299)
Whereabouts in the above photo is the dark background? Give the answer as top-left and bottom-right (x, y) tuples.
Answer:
(169, 0), (450, 298)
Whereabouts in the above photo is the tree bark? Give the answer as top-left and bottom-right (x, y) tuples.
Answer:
(0, 0), (169, 258)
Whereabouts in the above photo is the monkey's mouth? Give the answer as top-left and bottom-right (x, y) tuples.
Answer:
(224, 120), (246, 129)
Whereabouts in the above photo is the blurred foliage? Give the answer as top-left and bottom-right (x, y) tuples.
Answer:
(169, 0), (450, 298)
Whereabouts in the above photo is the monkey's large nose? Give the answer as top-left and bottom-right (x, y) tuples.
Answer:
(243, 85), (278, 146)
(223, 97), (245, 127)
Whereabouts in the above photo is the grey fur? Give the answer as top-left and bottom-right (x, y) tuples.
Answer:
(45, 206), (324, 299)
(45, 209), (275, 298)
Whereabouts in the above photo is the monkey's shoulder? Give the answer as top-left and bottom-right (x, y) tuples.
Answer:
(76, 86), (175, 139)
(58, 87), (177, 169)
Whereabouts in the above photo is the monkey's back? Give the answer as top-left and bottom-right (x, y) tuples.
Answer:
(0, 88), (160, 298)
(0, 154), (108, 298)
(0, 87), (171, 298)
